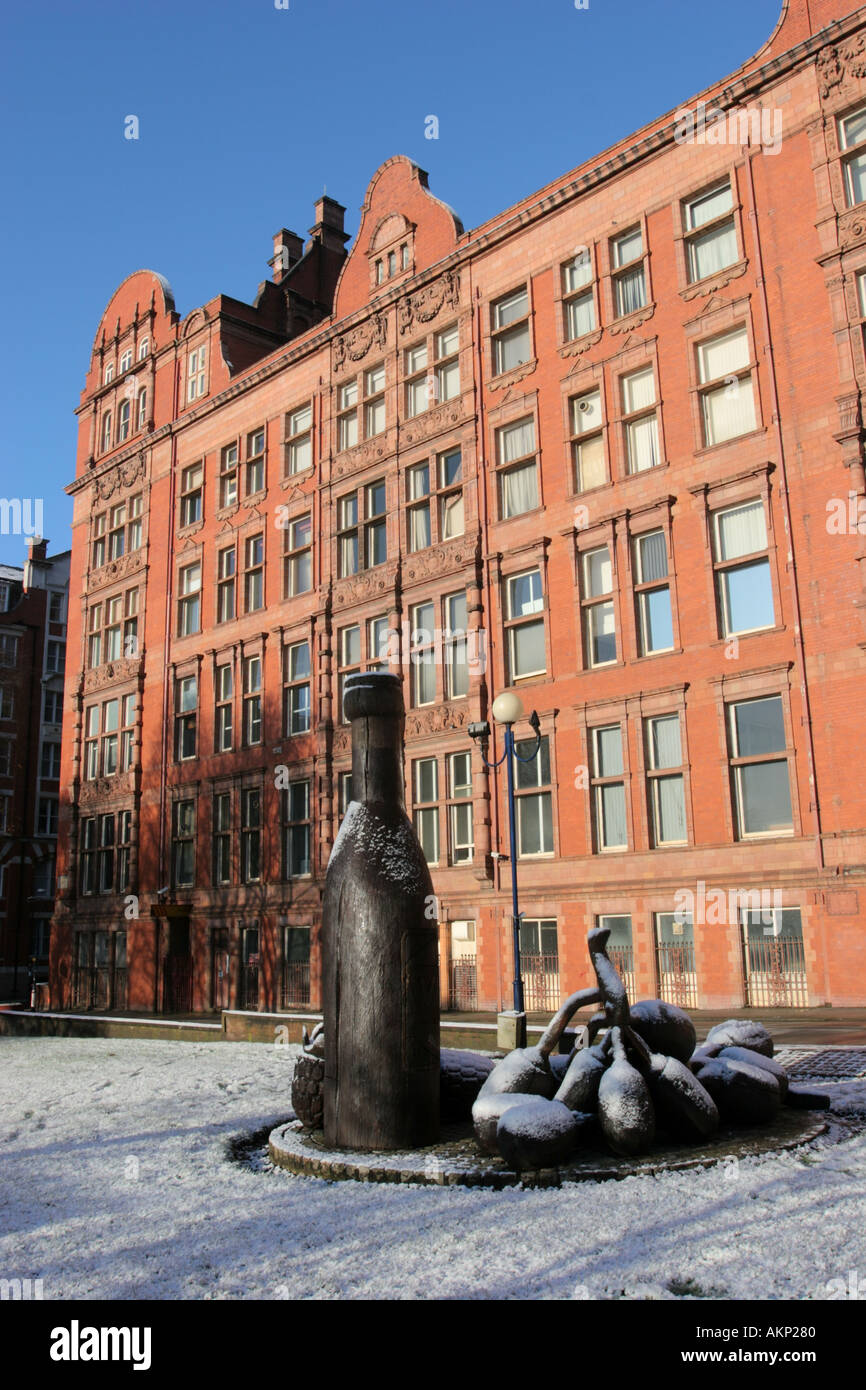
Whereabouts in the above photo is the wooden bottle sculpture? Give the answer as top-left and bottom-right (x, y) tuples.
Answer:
(322, 671), (440, 1151)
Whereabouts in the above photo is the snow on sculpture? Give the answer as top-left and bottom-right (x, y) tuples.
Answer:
(472, 925), (830, 1169)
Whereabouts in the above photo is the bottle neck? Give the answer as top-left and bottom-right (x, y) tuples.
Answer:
(350, 713), (406, 809)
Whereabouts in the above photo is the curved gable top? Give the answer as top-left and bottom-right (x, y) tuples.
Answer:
(333, 156), (463, 321)
(92, 269), (177, 353)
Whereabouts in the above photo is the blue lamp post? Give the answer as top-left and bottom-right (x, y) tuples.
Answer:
(469, 692), (541, 1019)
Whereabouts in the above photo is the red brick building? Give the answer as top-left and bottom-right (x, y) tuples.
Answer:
(51, 0), (866, 1016)
(1, 539), (70, 1000)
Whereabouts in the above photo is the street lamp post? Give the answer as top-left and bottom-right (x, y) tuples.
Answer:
(469, 692), (541, 1042)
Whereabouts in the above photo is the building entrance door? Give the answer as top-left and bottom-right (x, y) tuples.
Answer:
(240, 924), (260, 1011)
(212, 927), (230, 1012)
(163, 918), (192, 1014)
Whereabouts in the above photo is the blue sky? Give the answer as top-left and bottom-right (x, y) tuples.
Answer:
(0, 0), (782, 568)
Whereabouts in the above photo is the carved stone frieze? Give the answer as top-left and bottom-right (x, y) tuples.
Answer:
(487, 360), (537, 392)
(680, 261), (748, 301)
(333, 428), (396, 478)
(333, 559), (400, 608)
(78, 770), (135, 806)
(88, 548), (145, 592)
(818, 35), (866, 101)
(332, 727), (351, 755)
(402, 538), (476, 586)
(333, 313), (388, 373)
(83, 657), (143, 694)
(558, 328), (603, 361)
(405, 702), (468, 738)
(398, 269), (461, 335)
(401, 397), (466, 446)
(608, 303), (656, 335)
(839, 208), (866, 250)
(93, 453), (147, 502)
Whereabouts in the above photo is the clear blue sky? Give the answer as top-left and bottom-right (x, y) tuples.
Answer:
(0, 0), (782, 568)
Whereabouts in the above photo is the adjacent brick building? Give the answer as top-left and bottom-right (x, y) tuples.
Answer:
(1, 540), (70, 1000)
(51, 0), (866, 1016)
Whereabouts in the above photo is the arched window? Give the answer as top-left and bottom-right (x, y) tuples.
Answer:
(138, 337), (149, 361)
(137, 387), (147, 432)
(117, 399), (131, 442)
(101, 413), (112, 452)
(104, 364), (114, 384)
(119, 349), (132, 374)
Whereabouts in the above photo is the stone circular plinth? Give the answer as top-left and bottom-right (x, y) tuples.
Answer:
(268, 1109), (829, 1188)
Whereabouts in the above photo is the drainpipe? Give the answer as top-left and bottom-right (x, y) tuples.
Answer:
(471, 265), (504, 1011)
(743, 146), (825, 873)
(158, 348), (182, 923)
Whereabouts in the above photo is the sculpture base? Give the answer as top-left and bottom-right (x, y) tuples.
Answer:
(268, 1108), (829, 1188)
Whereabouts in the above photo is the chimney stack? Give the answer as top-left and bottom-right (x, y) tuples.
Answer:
(309, 196), (349, 254)
(270, 228), (304, 282)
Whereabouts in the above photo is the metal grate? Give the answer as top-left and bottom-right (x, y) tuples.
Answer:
(655, 943), (699, 1010)
(742, 934), (808, 1008)
(609, 945), (636, 1003)
(786, 1049), (866, 1081)
(449, 958), (478, 1011)
(240, 962), (259, 1012)
(521, 953), (561, 1012)
(281, 961), (310, 1009)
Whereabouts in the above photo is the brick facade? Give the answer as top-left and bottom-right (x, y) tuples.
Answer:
(51, 0), (866, 1015)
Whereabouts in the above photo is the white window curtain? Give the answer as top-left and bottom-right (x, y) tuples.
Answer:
(566, 292), (595, 340)
(410, 504), (431, 551)
(650, 714), (682, 769)
(595, 725), (623, 777)
(637, 530), (668, 582)
(656, 775), (687, 842)
(614, 229), (643, 265)
(437, 360), (460, 401)
(687, 184), (733, 229)
(496, 324), (530, 373)
(441, 493), (464, 539)
(698, 328), (749, 382)
(565, 255), (593, 292)
(575, 435), (606, 492)
(689, 222), (738, 281)
(616, 266), (646, 315)
(584, 546), (612, 597)
(627, 414), (660, 472)
(623, 368), (655, 413)
(501, 462), (538, 517)
(600, 783), (628, 848)
(511, 620), (545, 677)
(499, 418), (536, 463)
(716, 501), (767, 560)
(703, 379), (757, 444)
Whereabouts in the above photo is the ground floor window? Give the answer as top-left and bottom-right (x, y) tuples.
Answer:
(597, 914), (636, 1000)
(741, 907), (807, 1007)
(518, 917), (559, 1011)
(654, 911), (698, 1010)
(281, 925), (311, 1008)
(448, 920), (477, 1010)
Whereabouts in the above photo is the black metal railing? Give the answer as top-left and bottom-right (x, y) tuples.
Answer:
(240, 962), (260, 1012)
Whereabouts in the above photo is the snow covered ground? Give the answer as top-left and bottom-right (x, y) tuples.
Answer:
(1, 1035), (865, 1301)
